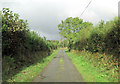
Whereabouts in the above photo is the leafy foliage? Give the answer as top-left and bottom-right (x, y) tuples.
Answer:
(58, 16), (120, 57)
(58, 17), (93, 51)
(73, 17), (119, 57)
(2, 8), (57, 81)
(66, 50), (118, 82)
(2, 8), (57, 56)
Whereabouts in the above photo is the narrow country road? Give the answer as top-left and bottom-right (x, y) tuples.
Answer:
(32, 49), (85, 82)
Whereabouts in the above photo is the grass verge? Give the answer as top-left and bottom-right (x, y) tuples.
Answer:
(59, 57), (64, 70)
(65, 49), (118, 83)
(6, 49), (59, 82)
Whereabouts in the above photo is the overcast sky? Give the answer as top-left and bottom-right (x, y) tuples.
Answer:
(0, 0), (119, 40)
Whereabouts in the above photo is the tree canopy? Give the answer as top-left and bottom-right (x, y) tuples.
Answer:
(58, 17), (93, 42)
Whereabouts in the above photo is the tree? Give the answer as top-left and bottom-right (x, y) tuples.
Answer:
(58, 17), (92, 51)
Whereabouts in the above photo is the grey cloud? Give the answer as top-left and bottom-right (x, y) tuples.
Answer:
(1, 0), (119, 40)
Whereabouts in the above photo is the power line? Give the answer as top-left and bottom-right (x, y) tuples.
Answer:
(80, 0), (92, 17)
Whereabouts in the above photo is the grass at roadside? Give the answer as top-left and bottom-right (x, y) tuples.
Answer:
(6, 49), (59, 82)
(65, 49), (118, 83)
(59, 57), (64, 64)
(59, 57), (64, 70)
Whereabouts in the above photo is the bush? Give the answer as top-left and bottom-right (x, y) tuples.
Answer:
(72, 17), (119, 58)
(2, 8), (58, 81)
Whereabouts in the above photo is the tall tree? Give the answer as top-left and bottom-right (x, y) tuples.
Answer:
(58, 17), (89, 51)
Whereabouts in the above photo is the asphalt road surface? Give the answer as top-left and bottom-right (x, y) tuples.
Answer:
(32, 49), (85, 82)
